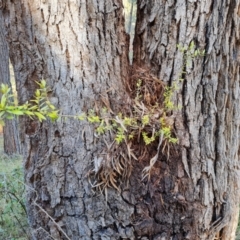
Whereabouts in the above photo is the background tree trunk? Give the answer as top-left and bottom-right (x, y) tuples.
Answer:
(127, 0), (134, 34)
(133, 0), (240, 239)
(0, 10), (21, 155)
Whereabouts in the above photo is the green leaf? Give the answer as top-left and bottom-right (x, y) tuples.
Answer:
(189, 41), (195, 50)
(128, 134), (134, 140)
(35, 89), (41, 97)
(77, 113), (86, 121)
(48, 103), (56, 110)
(6, 115), (14, 120)
(142, 115), (150, 126)
(0, 119), (5, 126)
(0, 111), (5, 118)
(169, 138), (178, 144)
(28, 105), (38, 110)
(96, 125), (105, 135)
(34, 112), (46, 122)
(87, 115), (100, 123)
(6, 109), (24, 115)
(142, 132), (155, 145)
(1, 95), (7, 107)
(40, 80), (46, 88)
(36, 79), (46, 89)
(24, 111), (35, 116)
(39, 106), (49, 112)
(123, 117), (133, 126)
(0, 84), (9, 94)
(115, 133), (125, 144)
(47, 111), (59, 121)
(6, 105), (17, 110)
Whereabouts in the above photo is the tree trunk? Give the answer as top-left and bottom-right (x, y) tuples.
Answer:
(0, 10), (21, 155)
(133, 0), (240, 239)
(1, 1), (133, 239)
(1, 0), (240, 240)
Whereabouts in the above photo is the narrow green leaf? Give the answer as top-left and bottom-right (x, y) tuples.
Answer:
(1, 95), (7, 107)
(47, 111), (59, 121)
(34, 112), (46, 122)
(6, 109), (24, 115)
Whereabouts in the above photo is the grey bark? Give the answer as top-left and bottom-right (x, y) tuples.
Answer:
(133, 0), (240, 239)
(0, 10), (21, 155)
(1, 1), (133, 239)
(1, 0), (240, 240)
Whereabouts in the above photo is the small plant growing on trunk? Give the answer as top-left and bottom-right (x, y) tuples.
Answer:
(0, 42), (204, 191)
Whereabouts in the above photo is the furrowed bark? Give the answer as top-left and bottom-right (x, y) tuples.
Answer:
(133, 0), (240, 239)
(0, 9), (21, 155)
(1, 1), (134, 239)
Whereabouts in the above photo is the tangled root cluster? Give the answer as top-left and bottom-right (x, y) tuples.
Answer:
(91, 67), (178, 192)
(129, 67), (165, 107)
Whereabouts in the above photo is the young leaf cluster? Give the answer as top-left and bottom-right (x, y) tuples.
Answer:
(0, 80), (58, 125)
(0, 79), (178, 149)
(0, 42), (205, 189)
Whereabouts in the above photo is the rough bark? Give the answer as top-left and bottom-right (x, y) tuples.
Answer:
(0, 10), (21, 155)
(1, 0), (240, 240)
(133, 0), (240, 239)
(1, 1), (134, 239)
